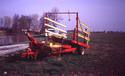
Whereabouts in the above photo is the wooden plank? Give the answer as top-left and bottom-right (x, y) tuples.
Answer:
(45, 29), (67, 38)
(83, 30), (90, 35)
(78, 27), (90, 35)
(44, 17), (66, 28)
(79, 20), (90, 29)
(78, 33), (90, 41)
(49, 44), (72, 49)
(45, 24), (67, 33)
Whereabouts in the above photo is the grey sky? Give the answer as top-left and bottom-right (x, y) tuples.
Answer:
(0, 0), (125, 31)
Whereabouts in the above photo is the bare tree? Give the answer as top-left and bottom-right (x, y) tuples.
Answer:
(18, 15), (31, 31)
(40, 7), (62, 33)
(0, 17), (4, 27)
(47, 7), (60, 21)
(30, 14), (39, 32)
(12, 14), (20, 32)
(39, 13), (46, 33)
(3, 16), (12, 29)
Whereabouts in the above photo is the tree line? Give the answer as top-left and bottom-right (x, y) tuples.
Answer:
(0, 8), (60, 33)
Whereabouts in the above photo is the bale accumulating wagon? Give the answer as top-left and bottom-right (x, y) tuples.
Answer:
(21, 12), (91, 59)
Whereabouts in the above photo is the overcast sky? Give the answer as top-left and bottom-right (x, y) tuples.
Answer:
(0, 0), (125, 31)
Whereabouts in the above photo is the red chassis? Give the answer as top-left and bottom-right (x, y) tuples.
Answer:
(21, 32), (90, 59)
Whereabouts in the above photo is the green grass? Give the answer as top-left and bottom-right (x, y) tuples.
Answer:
(0, 32), (125, 76)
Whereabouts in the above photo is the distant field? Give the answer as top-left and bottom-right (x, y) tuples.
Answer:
(0, 32), (125, 76)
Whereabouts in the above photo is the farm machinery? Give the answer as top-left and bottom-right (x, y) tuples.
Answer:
(21, 12), (91, 59)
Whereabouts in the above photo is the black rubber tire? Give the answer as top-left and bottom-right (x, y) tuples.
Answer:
(75, 47), (85, 55)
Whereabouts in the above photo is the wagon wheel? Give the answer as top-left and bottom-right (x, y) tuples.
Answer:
(75, 47), (85, 55)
